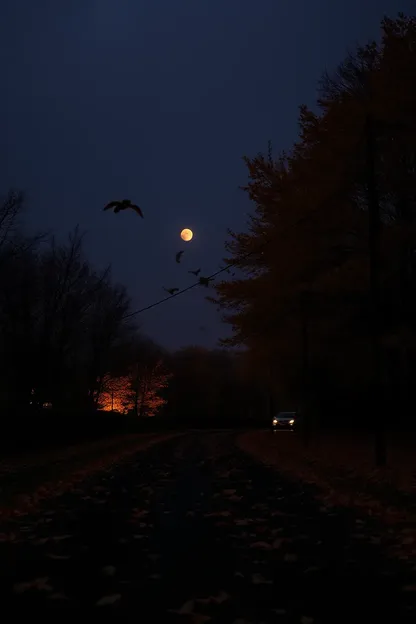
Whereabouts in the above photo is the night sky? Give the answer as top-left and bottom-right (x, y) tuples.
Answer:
(1, 1), (412, 351)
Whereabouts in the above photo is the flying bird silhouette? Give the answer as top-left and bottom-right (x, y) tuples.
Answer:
(163, 287), (179, 295)
(176, 251), (184, 264)
(104, 199), (143, 218)
(189, 268), (201, 277)
(198, 276), (212, 288)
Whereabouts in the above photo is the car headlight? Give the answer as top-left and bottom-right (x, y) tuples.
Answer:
(272, 418), (278, 425)
(289, 419), (295, 425)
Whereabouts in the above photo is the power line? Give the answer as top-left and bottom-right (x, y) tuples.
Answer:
(122, 190), (353, 321)
(122, 239), (270, 320)
(122, 137), (367, 323)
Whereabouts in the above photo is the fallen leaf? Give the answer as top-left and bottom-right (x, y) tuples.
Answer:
(272, 609), (287, 615)
(252, 573), (272, 585)
(235, 520), (250, 526)
(250, 541), (272, 550)
(49, 593), (68, 600)
(212, 590), (229, 604)
(148, 553), (161, 561)
(132, 509), (149, 518)
(191, 616), (211, 624)
(301, 617), (314, 624)
(402, 537), (415, 545)
(273, 538), (283, 549)
(14, 577), (53, 593)
(169, 600), (195, 614)
(304, 566), (321, 574)
(149, 573), (162, 579)
(234, 571), (244, 578)
(46, 554), (71, 560)
(96, 594), (121, 606)
(33, 537), (49, 545)
(284, 554), (298, 563)
(206, 511), (231, 518)
(223, 489), (237, 495)
(102, 565), (116, 576)
(402, 584), (416, 592)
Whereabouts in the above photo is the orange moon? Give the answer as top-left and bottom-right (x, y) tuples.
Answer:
(180, 228), (193, 242)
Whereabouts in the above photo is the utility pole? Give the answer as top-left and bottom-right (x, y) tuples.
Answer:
(300, 290), (310, 448)
(366, 113), (387, 467)
(267, 364), (274, 421)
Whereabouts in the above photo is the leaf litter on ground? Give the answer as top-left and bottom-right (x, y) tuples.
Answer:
(14, 577), (53, 593)
(250, 541), (272, 550)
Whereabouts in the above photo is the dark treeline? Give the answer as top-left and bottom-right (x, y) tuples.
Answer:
(163, 347), (265, 428)
(213, 14), (416, 434)
(0, 192), (170, 453)
(0, 192), (262, 455)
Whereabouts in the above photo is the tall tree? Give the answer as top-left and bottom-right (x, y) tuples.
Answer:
(212, 13), (416, 438)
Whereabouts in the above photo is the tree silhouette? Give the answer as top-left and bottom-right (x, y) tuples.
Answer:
(211, 14), (416, 437)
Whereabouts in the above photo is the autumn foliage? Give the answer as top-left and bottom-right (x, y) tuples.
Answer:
(213, 14), (416, 427)
(98, 359), (171, 417)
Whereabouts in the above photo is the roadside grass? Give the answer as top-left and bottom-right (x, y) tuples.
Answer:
(0, 432), (180, 522)
(238, 430), (416, 560)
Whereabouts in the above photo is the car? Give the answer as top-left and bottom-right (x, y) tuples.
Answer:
(272, 411), (297, 431)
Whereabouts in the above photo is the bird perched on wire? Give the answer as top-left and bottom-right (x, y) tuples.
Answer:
(198, 276), (212, 287)
(163, 287), (179, 295)
(104, 199), (143, 218)
(189, 268), (201, 277)
(176, 250), (184, 264)
(219, 264), (232, 275)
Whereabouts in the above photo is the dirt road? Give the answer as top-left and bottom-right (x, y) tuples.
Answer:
(1, 432), (415, 621)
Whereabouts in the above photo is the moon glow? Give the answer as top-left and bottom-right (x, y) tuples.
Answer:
(180, 228), (193, 242)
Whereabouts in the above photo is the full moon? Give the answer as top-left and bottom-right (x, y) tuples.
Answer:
(180, 228), (193, 242)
